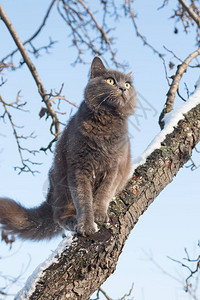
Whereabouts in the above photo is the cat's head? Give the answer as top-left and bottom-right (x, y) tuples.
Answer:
(84, 57), (136, 116)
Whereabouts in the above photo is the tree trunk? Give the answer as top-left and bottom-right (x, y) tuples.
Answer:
(17, 103), (200, 300)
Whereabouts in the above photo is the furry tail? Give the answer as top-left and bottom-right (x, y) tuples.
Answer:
(0, 198), (62, 240)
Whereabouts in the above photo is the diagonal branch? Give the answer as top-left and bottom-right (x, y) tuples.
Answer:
(0, 4), (60, 144)
(1, 0), (57, 64)
(16, 87), (200, 299)
(77, 0), (119, 67)
(179, 0), (200, 28)
(159, 47), (200, 129)
(57, 0), (125, 68)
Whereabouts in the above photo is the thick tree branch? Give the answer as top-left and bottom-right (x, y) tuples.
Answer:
(0, 4), (60, 146)
(17, 97), (200, 299)
(179, 0), (200, 28)
(159, 47), (200, 129)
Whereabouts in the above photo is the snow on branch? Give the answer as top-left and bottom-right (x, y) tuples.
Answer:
(16, 233), (76, 300)
(159, 48), (200, 128)
(131, 76), (200, 174)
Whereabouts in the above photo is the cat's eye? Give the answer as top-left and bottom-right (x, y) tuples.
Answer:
(125, 82), (131, 89)
(106, 78), (115, 85)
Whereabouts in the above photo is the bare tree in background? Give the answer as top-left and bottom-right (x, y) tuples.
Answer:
(146, 243), (200, 300)
(0, 0), (200, 299)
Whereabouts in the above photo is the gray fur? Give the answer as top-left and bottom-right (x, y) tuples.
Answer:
(0, 57), (136, 238)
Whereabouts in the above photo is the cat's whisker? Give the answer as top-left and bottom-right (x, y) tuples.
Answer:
(89, 92), (106, 103)
(97, 90), (118, 108)
(97, 94), (111, 108)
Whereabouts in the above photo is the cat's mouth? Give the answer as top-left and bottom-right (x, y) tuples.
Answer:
(108, 90), (128, 107)
(119, 91), (127, 104)
(95, 90), (128, 110)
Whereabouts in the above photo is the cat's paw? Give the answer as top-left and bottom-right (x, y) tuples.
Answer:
(75, 221), (97, 236)
(94, 211), (109, 224)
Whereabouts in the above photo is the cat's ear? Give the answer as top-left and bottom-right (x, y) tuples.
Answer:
(127, 72), (133, 78)
(90, 57), (107, 78)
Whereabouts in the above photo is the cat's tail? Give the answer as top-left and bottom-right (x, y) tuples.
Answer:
(0, 198), (62, 240)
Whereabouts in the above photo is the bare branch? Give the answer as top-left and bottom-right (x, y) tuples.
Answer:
(144, 250), (182, 284)
(163, 45), (184, 64)
(159, 0), (200, 44)
(0, 62), (12, 87)
(124, 0), (173, 85)
(1, 0), (57, 65)
(0, 250), (31, 298)
(0, 62), (12, 72)
(159, 47), (200, 129)
(121, 283), (134, 300)
(185, 157), (200, 170)
(168, 246), (200, 298)
(77, 0), (119, 68)
(125, 0), (164, 59)
(179, 0), (200, 28)
(48, 84), (78, 108)
(158, 0), (169, 10)
(0, 94), (40, 174)
(98, 288), (112, 300)
(0, 4), (61, 150)
(57, 0), (125, 68)
(147, 245), (200, 300)
(27, 37), (58, 59)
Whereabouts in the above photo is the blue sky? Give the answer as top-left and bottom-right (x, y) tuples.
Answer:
(0, 0), (200, 299)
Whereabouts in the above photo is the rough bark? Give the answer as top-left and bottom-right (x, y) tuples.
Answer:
(18, 103), (200, 300)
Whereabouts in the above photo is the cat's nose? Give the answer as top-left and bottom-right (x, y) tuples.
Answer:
(118, 85), (126, 92)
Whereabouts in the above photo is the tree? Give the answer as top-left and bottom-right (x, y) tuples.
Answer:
(0, 0), (200, 299)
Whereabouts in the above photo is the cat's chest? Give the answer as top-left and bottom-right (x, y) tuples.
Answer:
(81, 116), (126, 141)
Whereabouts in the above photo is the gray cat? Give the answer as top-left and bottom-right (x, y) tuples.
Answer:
(0, 57), (136, 238)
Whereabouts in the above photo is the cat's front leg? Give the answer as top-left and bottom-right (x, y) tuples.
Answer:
(93, 169), (118, 224)
(69, 172), (97, 236)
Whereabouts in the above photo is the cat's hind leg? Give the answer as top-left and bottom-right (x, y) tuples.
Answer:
(52, 180), (77, 232)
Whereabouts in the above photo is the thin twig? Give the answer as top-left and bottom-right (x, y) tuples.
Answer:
(126, 0), (164, 59)
(121, 283), (134, 300)
(57, 0), (125, 68)
(48, 84), (78, 108)
(168, 251), (200, 295)
(125, 0), (172, 85)
(1, 0), (56, 64)
(77, 0), (119, 68)
(98, 288), (112, 300)
(50, 95), (78, 107)
(0, 94), (39, 174)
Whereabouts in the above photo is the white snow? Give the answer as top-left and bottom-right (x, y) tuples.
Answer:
(130, 76), (200, 175)
(94, 222), (99, 232)
(15, 232), (76, 300)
